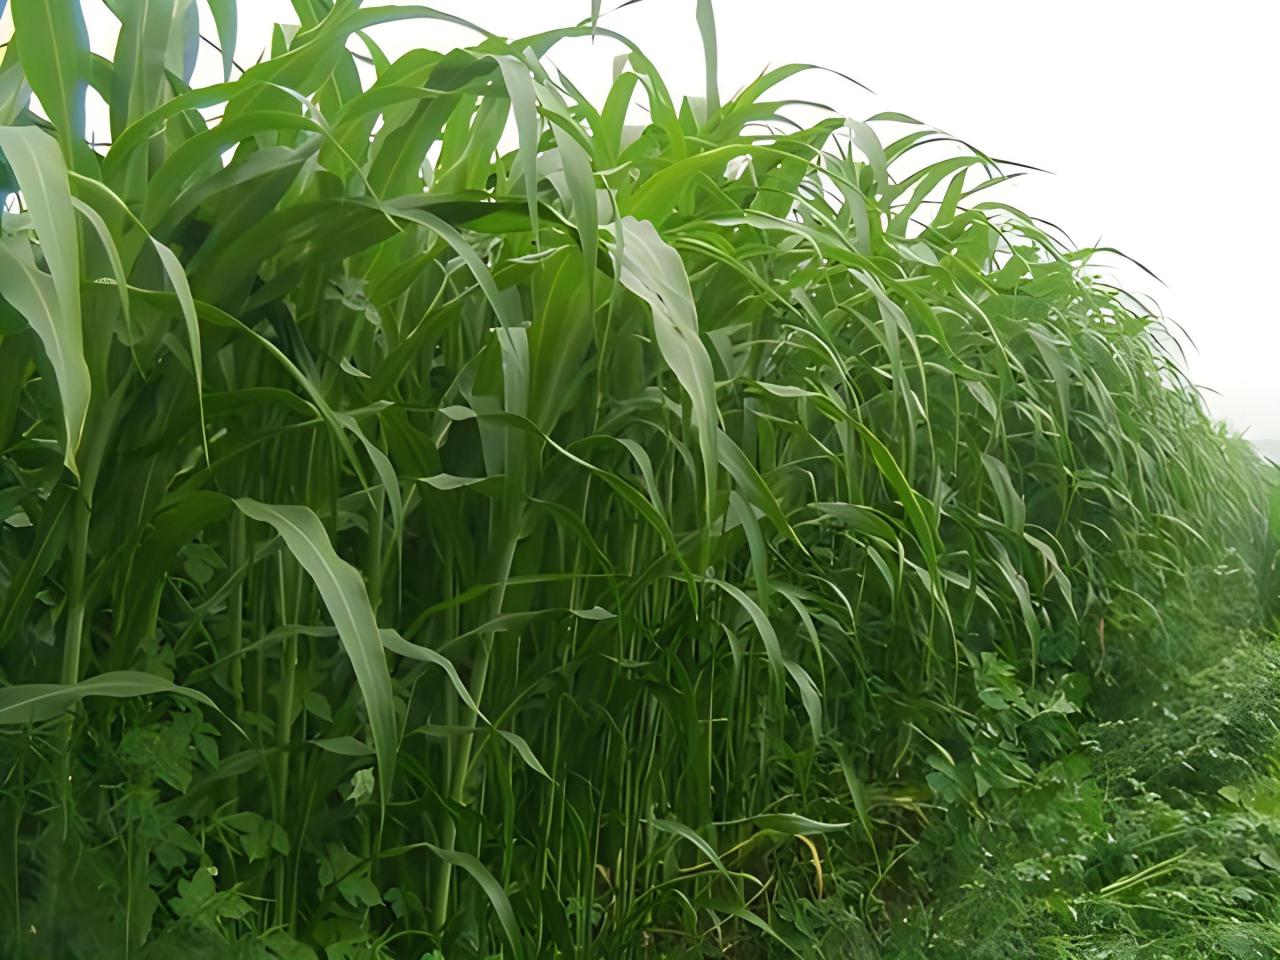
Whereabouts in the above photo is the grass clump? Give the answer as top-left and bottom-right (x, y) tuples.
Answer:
(0, 1), (1272, 957)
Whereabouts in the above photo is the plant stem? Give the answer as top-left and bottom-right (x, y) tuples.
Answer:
(59, 493), (90, 688)
(431, 508), (522, 931)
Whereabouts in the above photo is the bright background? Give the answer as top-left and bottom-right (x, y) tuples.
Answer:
(11, 0), (1280, 452)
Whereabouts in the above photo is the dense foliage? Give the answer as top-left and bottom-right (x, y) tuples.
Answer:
(880, 576), (1280, 959)
(0, 1), (1272, 957)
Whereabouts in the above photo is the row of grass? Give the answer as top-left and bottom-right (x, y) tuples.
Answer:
(0, 1), (1274, 957)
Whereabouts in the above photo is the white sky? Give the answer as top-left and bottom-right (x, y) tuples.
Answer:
(23, 1), (1280, 440)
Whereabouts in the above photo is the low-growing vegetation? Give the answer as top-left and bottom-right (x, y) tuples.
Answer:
(0, 1), (1274, 957)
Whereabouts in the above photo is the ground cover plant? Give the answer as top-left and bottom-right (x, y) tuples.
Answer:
(877, 573), (1280, 959)
(0, 1), (1274, 957)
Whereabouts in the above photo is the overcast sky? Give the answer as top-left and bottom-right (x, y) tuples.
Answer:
(62, 1), (1280, 442)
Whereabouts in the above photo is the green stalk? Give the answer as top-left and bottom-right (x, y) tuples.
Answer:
(366, 486), (385, 613)
(229, 513), (246, 717)
(274, 554), (299, 925)
(431, 506), (523, 931)
(59, 493), (90, 689)
(43, 490), (91, 959)
(54, 491), (90, 838)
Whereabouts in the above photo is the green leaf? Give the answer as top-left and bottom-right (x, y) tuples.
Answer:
(0, 125), (88, 477)
(613, 216), (719, 530)
(310, 736), (375, 758)
(0, 670), (216, 725)
(11, 0), (88, 164)
(715, 578), (822, 737)
(981, 452), (1025, 536)
(744, 813), (850, 835)
(206, 0), (239, 80)
(151, 238), (206, 458)
(694, 0), (719, 118)
(70, 197), (132, 336)
(495, 56), (540, 238)
(235, 499), (399, 798)
(110, 0), (183, 138)
(346, 767), (376, 803)
(0, 486), (72, 653)
(650, 816), (732, 879)
(852, 423), (940, 582)
(425, 844), (523, 958)
(496, 728), (550, 781)
(380, 628), (485, 723)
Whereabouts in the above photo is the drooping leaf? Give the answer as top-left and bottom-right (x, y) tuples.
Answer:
(235, 499), (399, 797)
(0, 670), (216, 725)
(0, 125), (88, 476)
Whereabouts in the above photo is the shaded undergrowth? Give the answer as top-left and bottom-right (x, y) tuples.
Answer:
(868, 574), (1280, 959)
